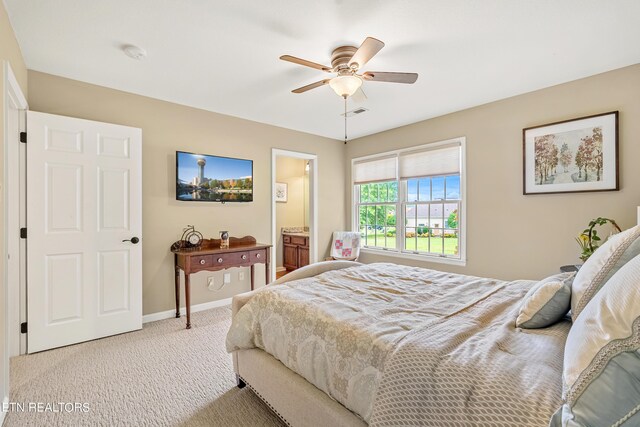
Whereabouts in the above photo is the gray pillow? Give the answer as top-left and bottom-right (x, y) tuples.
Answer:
(515, 273), (573, 329)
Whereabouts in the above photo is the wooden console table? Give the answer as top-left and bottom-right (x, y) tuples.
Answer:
(171, 236), (271, 329)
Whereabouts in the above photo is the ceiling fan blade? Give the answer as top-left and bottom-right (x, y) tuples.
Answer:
(348, 37), (385, 70)
(280, 55), (332, 72)
(292, 79), (331, 94)
(362, 71), (418, 84)
(352, 87), (367, 103)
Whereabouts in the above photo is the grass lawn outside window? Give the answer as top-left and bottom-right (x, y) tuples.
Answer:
(364, 234), (459, 255)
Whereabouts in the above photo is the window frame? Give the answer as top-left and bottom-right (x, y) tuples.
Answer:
(351, 137), (467, 266)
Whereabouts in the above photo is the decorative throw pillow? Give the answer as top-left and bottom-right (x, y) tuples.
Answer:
(551, 254), (640, 427)
(515, 273), (573, 329)
(570, 225), (640, 321)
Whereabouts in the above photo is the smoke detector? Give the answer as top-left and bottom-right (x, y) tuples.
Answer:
(123, 45), (147, 60)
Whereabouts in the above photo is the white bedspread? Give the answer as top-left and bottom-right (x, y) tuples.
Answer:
(227, 264), (524, 421)
(226, 263), (568, 425)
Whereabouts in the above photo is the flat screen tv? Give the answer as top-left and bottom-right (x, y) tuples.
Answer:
(176, 151), (253, 202)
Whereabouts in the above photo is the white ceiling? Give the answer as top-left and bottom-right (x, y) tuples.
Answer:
(5, 0), (640, 140)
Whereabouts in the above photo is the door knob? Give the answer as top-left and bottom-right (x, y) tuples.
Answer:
(123, 237), (140, 244)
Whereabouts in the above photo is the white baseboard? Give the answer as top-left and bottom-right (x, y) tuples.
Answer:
(1, 396), (8, 425)
(276, 266), (286, 273)
(142, 297), (232, 324)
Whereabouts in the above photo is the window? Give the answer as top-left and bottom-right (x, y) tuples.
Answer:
(352, 138), (465, 264)
(358, 181), (398, 249)
(403, 175), (460, 257)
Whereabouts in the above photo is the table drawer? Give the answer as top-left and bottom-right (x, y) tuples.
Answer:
(249, 249), (267, 262)
(212, 251), (251, 267)
(290, 235), (307, 246)
(192, 255), (214, 270)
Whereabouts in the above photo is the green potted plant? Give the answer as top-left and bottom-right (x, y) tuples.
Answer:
(575, 217), (622, 262)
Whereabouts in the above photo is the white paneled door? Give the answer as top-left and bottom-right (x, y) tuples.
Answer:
(26, 111), (142, 353)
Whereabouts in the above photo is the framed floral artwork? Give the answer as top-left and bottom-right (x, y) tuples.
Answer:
(275, 182), (288, 202)
(523, 111), (618, 195)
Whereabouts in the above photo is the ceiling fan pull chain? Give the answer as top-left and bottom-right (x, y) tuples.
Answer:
(344, 95), (348, 144)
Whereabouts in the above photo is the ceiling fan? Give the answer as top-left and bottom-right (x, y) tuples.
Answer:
(280, 37), (418, 99)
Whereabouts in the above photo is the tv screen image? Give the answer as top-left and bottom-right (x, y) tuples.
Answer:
(176, 151), (253, 202)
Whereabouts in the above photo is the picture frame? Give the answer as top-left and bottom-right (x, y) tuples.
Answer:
(275, 182), (288, 203)
(523, 111), (619, 195)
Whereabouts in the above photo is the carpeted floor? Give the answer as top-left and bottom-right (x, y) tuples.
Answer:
(6, 307), (286, 426)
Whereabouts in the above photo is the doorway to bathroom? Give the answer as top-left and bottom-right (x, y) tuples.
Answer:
(271, 149), (317, 281)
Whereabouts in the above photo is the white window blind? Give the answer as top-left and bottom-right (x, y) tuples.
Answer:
(399, 144), (461, 179)
(353, 155), (397, 184)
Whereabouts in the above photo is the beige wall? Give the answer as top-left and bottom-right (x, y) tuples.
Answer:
(27, 71), (346, 315)
(0, 5), (27, 91)
(275, 156), (307, 269)
(346, 64), (640, 281)
(0, 0), (27, 410)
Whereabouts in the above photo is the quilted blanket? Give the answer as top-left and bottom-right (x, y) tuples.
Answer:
(226, 263), (568, 425)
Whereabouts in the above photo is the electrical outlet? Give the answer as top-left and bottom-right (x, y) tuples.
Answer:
(224, 273), (231, 284)
(239, 271), (245, 281)
(207, 277), (215, 290)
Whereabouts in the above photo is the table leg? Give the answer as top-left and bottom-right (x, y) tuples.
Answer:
(174, 258), (180, 319)
(265, 250), (271, 285)
(185, 273), (191, 329)
(236, 374), (246, 389)
(250, 264), (255, 291)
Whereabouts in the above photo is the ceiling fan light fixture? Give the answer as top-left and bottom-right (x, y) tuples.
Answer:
(329, 75), (362, 98)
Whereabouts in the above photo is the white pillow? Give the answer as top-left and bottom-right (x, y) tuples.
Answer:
(515, 273), (573, 329)
(551, 254), (640, 427)
(571, 225), (640, 321)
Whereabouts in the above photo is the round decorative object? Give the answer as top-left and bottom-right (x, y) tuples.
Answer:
(242, 254), (247, 260)
(171, 225), (204, 251)
(200, 259), (206, 265)
(256, 253), (261, 259)
(218, 258), (224, 263)
(189, 233), (201, 246)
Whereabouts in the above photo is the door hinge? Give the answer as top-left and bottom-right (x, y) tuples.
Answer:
(19, 132), (27, 143)
(20, 322), (27, 334)
(20, 227), (27, 239)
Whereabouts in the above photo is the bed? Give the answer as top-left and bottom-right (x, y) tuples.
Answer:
(226, 261), (571, 427)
